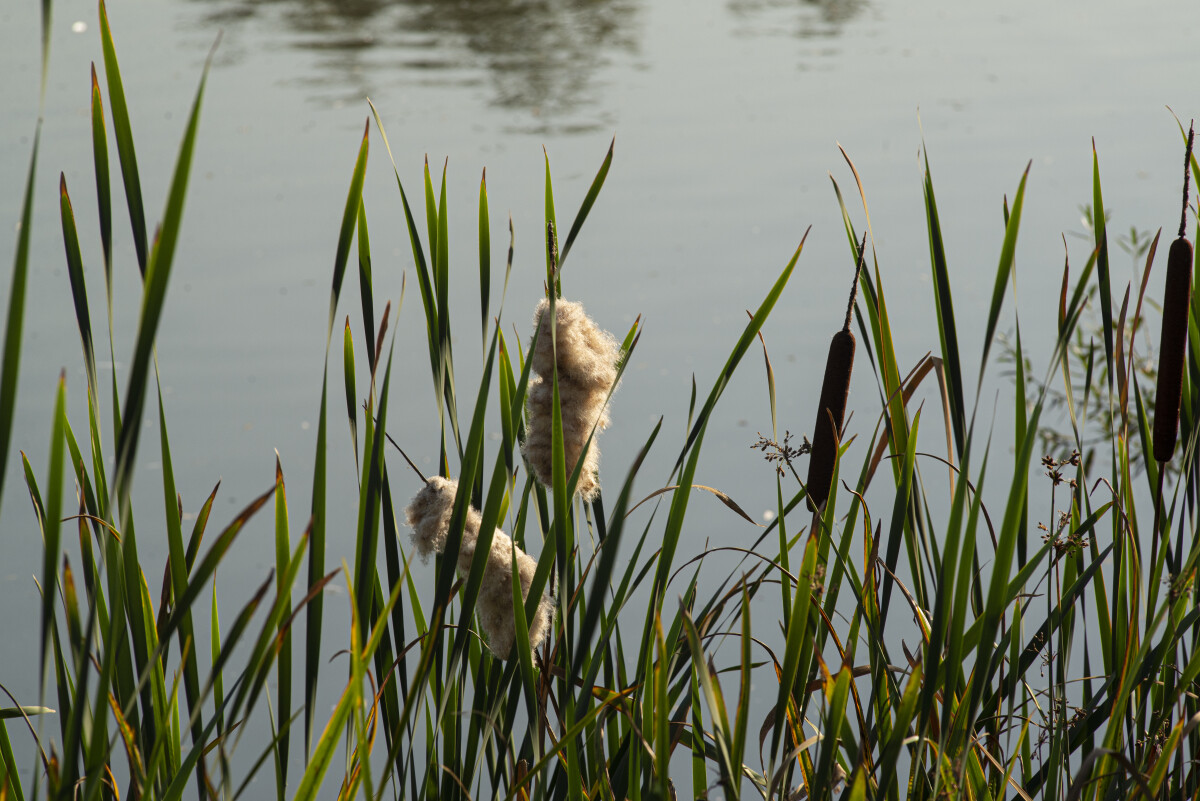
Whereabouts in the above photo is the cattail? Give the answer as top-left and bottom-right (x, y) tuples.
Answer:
(460, 530), (554, 659)
(1153, 122), (1195, 463)
(806, 235), (867, 512)
(404, 476), (476, 561)
(403, 477), (553, 658)
(524, 298), (620, 501)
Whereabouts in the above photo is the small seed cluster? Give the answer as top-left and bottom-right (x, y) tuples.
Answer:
(523, 298), (621, 501)
(404, 476), (554, 659)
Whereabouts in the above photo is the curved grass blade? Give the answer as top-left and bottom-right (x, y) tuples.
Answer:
(558, 136), (614, 269)
(978, 161), (1031, 387)
(37, 373), (67, 701)
(1091, 141), (1115, 390)
(59, 174), (98, 396)
(921, 147), (965, 455)
(112, 39), (216, 522)
(98, 0), (149, 276)
(90, 65), (113, 303)
(676, 229), (809, 471)
(479, 168), (491, 348)
(0, 124), (40, 514)
(329, 120), (369, 338)
(357, 202), (375, 376)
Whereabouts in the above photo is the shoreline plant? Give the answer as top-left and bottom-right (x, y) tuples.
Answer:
(3, 4), (1200, 801)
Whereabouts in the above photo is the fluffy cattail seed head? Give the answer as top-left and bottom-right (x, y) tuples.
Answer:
(531, 299), (621, 390)
(524, 297), (620, 501)
(404, 476), (480, 560)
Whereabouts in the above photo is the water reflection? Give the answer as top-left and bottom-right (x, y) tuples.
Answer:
(188, 0), (641, 133)
(727, 0), (867, 43)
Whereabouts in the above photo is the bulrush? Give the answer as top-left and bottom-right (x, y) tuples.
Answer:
(403, 477), (553, 658)
(404, 476), (469, 561)
(806, 235), (867, 512)
(524, 298), (621, 501)
(1153, 121), (1195, 463)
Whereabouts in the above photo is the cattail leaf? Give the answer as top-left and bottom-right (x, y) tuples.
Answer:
(154, 374), (204, 787)
(479, 168), (491, 347)
(979, 160), (1031, 387)
(328, 120), (368, 337)
(356, 201), (375, 375)
(0, 125), (39, 518)
(303, 369), (328, 756)
(369, 102), (440, 390)
(677, 229), (808, 472)
(36, 373), (67, 703)
(98, 0), (149, 276)
(571, 418), (661, 699)
(273, 454), (293, 786)
(59, 176), (97, 397)
(558, 136), (614, 269)
(1091, 143), (1116, 391)
(112, 40), (214, 526)
(343, 318), (358, 471)
(921, 148), (966, 456)
(90, 64), (113, 302)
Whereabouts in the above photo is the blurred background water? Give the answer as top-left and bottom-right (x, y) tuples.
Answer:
(2, 0), (1198, 792)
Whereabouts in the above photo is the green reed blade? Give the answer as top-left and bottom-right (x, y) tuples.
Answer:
(328, 120), (368, 338)
(35, 373), (67, 705)
(273, 455), (292, 790)
(558, 136), (614, 270)
(98, 0), (149, 276)
(89, 65), (112, 302)
(112, 41), (213, 524)
(356, 202), (375, 376)
(343, 318), (358, 472)
(921, 149), (966, 455)
(0, 125), (39, 517)
(979, 161), (1031, 386)
(59, 175), (97, 397)
(303, 374), (328, 757)
(479, 169), (491, 347)
(154, 375), (204, 791)
(1092, 142), (1115, 390)
(677, 230), (807, 472)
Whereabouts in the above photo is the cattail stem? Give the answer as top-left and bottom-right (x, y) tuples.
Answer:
(843, 233), (868, 333)
(1180, 121), (1194, 240)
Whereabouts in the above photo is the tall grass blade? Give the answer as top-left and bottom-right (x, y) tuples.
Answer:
(98, 0), (149, 276)
(558, 136), (614, 269)
(112, 39), (215, 523)
(328, 121), (369, 337)
(59, 176), (97, 396)
(978, 161), (1031, 386)
(0, 126), (39, 514)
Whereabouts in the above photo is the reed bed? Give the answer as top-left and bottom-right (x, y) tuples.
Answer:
(4, 4), (1200, 801)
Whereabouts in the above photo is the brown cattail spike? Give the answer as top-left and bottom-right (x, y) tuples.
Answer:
(1153, 124), (1195, 463)
(807, 234), (867, 512)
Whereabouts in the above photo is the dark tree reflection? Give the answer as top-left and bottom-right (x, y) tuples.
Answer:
(727, 0), (868, 43)
(189, 0), (641, 132)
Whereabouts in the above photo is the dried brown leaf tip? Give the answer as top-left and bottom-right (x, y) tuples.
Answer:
(524, 298), (621, 501)
(403, 476), (553, 659)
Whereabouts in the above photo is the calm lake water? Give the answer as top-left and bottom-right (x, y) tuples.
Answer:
(2, 0), (1198, 792)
